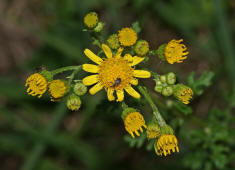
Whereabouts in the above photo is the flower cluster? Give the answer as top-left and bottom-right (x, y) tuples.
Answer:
(25, 11), (195, 157)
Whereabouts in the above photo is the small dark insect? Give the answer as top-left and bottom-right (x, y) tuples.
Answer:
(112, 78), (121, 87)
(35, 65), (46, 72)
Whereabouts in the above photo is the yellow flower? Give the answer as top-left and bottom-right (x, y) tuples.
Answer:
(25, 73), (47, 98)
(82, 44), (151, 102)
(107, 34), (120, 49)
(84, 12), (98, 28)
(118, 27), (137, 47)
(134, 40), (149, 56)
(49, 80), (67, 101)
(124, 111), (147, 138)
(154, 134), (179, 156)
(164, 39), (189, 64)
(174, 84), (193, 104)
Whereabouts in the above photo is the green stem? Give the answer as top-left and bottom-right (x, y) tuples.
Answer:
(138, 85), (166, 127)
(121, 102), (128, 110)
(21, 103), (67, 170)
(51, 66), (81, 76)
(67, 66), (81, 90)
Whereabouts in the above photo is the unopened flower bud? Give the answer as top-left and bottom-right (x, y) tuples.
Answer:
(161, 86), (173, 96)
(166, 72), (176, 85)
(73, 82), (87, 96)
(160, 75), (167, 83)
(154, 85), (163, 93)
(66, 94), (81, 111)
(84, 12), (98, 29)
(94, 22), (104, 32)
(134, 40), (149, 56)
(146, 121), (160, 139)
(107, 34), (120, 49)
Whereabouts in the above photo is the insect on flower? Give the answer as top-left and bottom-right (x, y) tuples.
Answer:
(112, 78), (121, 87)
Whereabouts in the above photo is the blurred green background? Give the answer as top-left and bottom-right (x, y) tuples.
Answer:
(0, 0), (235, 170)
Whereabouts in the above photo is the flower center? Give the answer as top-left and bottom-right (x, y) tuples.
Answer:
(98, 57), (134, 90)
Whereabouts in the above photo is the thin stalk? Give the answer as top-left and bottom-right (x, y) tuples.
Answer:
(21, 103), (67, 170)
(51, 66), (81, 76)
(138, 85), (166, 127)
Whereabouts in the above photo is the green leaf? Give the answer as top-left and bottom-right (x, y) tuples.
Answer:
(132, 21), (141, 34)
(187, 71), (215, 95)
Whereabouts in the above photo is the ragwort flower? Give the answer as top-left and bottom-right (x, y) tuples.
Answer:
(25, 73), (47, 98)
(123, 111), (147, 138)
(84, 12), (98, 28)
(82, 44), (151, 102)
(118, 27), (137, 47)
(164, 39), (189, 64)
(155, 134), (179, 156)
(48, 79), (67, 101)
(174, 84), (193, 104)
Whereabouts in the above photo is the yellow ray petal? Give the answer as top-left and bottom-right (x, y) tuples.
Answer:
(130, 78), (138, 85)
(82, 75), (99, 86)
(123, 54), (133, 63)
(107, 88), (115, 101)
(89, 83), (103, 95)
(114, 47), (124, 58)
(84, 49), (103, 65)
(125, 86), (140, 99)
(133, 70), (151, 78)
(131, 56), (145, 66)
(116, 90), (124, 102)
(102, 44), (112, 58)
(82, 64), (99, 73)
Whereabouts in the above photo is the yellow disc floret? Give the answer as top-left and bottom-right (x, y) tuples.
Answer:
(124, 112), (147, 138)
(49, 80), (67, 101)
(25, 73), (47, 98)
(155, 134), (179, 156)
(84, 12), (98, 28)
(118, 27), (137, 47)
(174, 84), (193, 104)
(164, 39), (189, 64)
(146, 122), (160, 139)
(82, 44), (151, 102)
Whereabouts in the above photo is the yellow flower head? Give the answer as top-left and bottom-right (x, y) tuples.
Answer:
(25, 73), (47, 98)
(164, 39), (189, 64)
(134, 40), (149, 56)
(146, 122), (160, 139)
(154, 134), (179, 156)
(174, 84), (193, 104)
(84, 12), (98, 28)
(82, 44), (151, 102)
(49, 80), (67, 101)
(107, 34), (120, 49)
(118, 27), (137, 47)
(123, 111), (147, 138)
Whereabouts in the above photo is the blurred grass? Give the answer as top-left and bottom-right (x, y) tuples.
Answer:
(0, 0), (235, 170)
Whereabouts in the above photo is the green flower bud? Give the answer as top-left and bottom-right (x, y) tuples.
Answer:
(121, 107), (136, 120)
(134, 40), (149, 56)
(161, 86), (173, 96)
(154, 85), (163, 93)
(160, 124), (174, 135)
(66, 94), (81, 111)
(84, 12), (98, 28)
(94, 22), (104, 32)
(157, 44), (166, 61)
(166, 72), (176, 85)
(160, 75), (167, 83)
(73, 82), (87, 96)
(146, 121), (160, 139)
(107, 34), (120, 49)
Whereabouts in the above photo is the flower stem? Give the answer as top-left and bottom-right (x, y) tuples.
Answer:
(67, 66), (82, 87)
(51, 66), (81, 76)
(138, 85), (166, 127)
